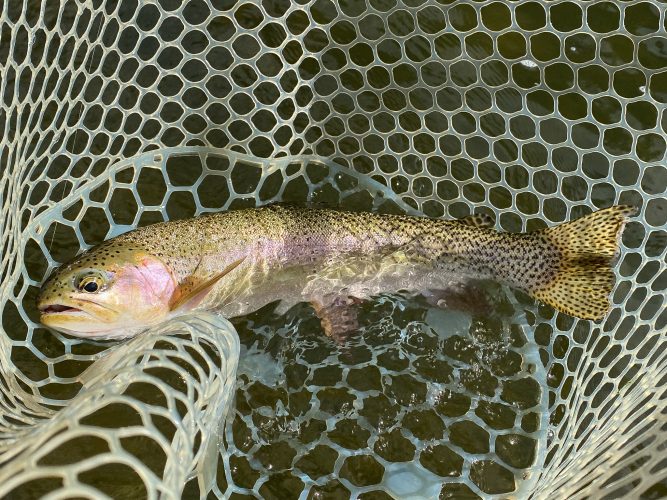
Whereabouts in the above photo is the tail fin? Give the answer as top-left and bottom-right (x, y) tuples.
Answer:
(531, 205), (637, 321)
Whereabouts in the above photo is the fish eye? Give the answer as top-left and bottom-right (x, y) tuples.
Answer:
(77, 274), (105, 293)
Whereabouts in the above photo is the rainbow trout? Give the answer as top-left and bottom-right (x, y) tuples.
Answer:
(37, 204), (636, 338)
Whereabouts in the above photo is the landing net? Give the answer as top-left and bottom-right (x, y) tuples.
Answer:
(0, 1), (665, 498)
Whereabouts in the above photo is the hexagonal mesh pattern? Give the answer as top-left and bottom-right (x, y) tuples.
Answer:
(0, 0), (665, 498)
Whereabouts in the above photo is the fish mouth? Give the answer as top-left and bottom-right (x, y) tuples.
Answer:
(38, 298), (117, 317)
(39, 304), (84, 315)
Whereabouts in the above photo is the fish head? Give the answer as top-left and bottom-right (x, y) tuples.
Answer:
(37, 244), (176, 339)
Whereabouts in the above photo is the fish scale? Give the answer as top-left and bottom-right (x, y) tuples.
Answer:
(37, 204), (636, 339)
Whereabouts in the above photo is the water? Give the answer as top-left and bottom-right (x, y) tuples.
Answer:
(228, 288), (547, 497)
(11, 150), (553, 497)
(16, 159), (549, 497)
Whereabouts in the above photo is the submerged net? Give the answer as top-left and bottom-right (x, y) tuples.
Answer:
(0, 0), (665, 498)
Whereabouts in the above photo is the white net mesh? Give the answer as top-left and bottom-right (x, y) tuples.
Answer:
(0, 0), (665, 498)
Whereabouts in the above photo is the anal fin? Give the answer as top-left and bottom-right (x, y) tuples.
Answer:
(423, 285), (492, 317)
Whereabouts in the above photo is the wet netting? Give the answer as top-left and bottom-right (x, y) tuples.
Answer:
(0, 0), (665, 498)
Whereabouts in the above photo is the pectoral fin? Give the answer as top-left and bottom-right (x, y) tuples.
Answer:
(170, 257), (246, 312)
